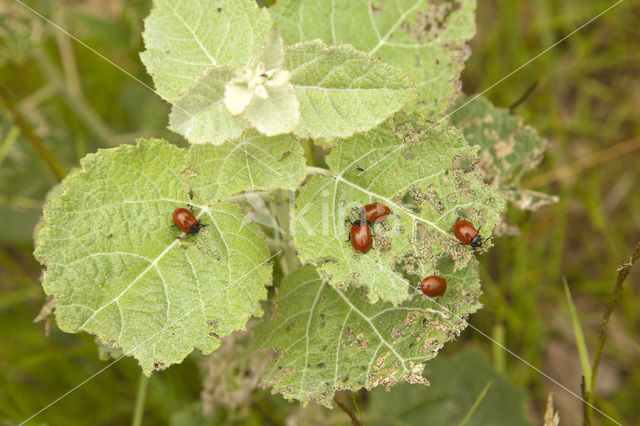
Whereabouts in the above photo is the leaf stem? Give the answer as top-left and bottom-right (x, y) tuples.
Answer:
(588, 242), (640, 418)
(0, 87), (66, 181)
(131, 373), (150, 426)
(333, 395), (362, 426)
(307, 166), (331, 176)
(304, 139), (318, 167)
(459, 379), (493, 425)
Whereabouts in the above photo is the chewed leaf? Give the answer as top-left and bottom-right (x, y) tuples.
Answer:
(187, 130), (306, 201)
(141, 0), (271, 101)
(292, 113), (504, 305)
(272, 0), (475, 119)
(33, 139), (272, 374)
(449, 95), (558, 210)
(502, 189), (559, 211)
(255, 265), (482, 407)
(286, 41), (416, 140)
(169, 65), (249, 145)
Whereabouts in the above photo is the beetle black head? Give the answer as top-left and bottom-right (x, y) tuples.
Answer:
(470, 235), (492, 249)
(187, 222), (207, 235)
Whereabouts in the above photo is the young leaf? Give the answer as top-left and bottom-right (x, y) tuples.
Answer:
(286, 41), (416, 140)
(243, 83), (300, 136)
(170, 25), (300, 143)
(33, 139), (272, 374)
(292, 113), (504, 304)
(171, 39), (415, 143)
(271, 0), (476, 118)
(226, 25), (300, 135)
(187, 131), (307, 202)
(449, 95), (558, 210)
(141, 0), (272, 101)
(169, 65), (249, 145)
(254, 265), (482, 407)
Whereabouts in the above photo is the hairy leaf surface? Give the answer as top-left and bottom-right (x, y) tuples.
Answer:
(292, 113), (504, 305)
(169, 38), (416, 143)
(34, 139), (273, 374)
(286, 41), (416, 139)
(272, 0), (476, 119)
(187, 131), (307, 201)
(169, 65), (249, 145)
(141, 0), (271, 101)
(255, 266), (482, 407)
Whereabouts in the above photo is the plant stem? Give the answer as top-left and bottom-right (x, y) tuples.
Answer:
(459, 380), (493, 425)
(333, 395), (362, 426)
(588, 242), (640, 415)
(0, 87), (66, 181)
(304, 139), (317, 167)
(131, 373), (150, 426)
(307, 166), (331, 176)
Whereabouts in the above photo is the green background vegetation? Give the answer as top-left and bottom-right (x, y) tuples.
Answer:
(1, 0), (638, 424)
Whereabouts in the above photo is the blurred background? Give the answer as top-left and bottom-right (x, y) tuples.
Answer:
(0, 0), (638, 424)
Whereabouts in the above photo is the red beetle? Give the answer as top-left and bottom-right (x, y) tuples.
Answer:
(363, 202), (391, 223)
(420, 275), (447, 297)
(173, 207), (205, 234)
(453, 220), (487, 249)
(348, 209), (373, 254)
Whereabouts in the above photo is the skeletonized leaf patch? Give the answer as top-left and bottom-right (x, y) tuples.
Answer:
(292, 113), (504, 305)
(255, 265), (482, 406)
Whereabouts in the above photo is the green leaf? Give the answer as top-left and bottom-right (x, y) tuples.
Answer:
(222, 24), (300, 136)
(141, 0), (272, 101)
(286, 41), (416, 140)
(449, 95), (558, 210)
(171, 38), (415, 143)
(292, 113), (504, 305)
(187, 130), (307, 202)
(254, 266), (482, 407)
(365, 349), (531, 426)
(271, 0), (476, 119)
(169, 24), (300, 143)
(243, 83), (300, 136)
(33, 139), (272, 374)
(169, 65), (249, 145)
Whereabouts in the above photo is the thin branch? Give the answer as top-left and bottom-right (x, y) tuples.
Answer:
(524, 136), (640, 188)
(0, 86), (66, 181)
(509, 80), (538, 112)
(333, 395), (362, 426)
(591, 242), (640, 386)
(588, 241), (640, 420)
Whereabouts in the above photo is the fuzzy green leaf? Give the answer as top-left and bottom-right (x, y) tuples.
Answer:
(450, 95), (558, 210)
(187, 130), (307, 201)
(271, 0), (476, 119)
(33, 139), (272, 374)
(292, 113), (504, 305)
(170, 39), (415, 143)
(141, 0), (271, 101)
(169, 65), (249, 145)
(255, 265), (482, 407)
(286, 41), (416, 139)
